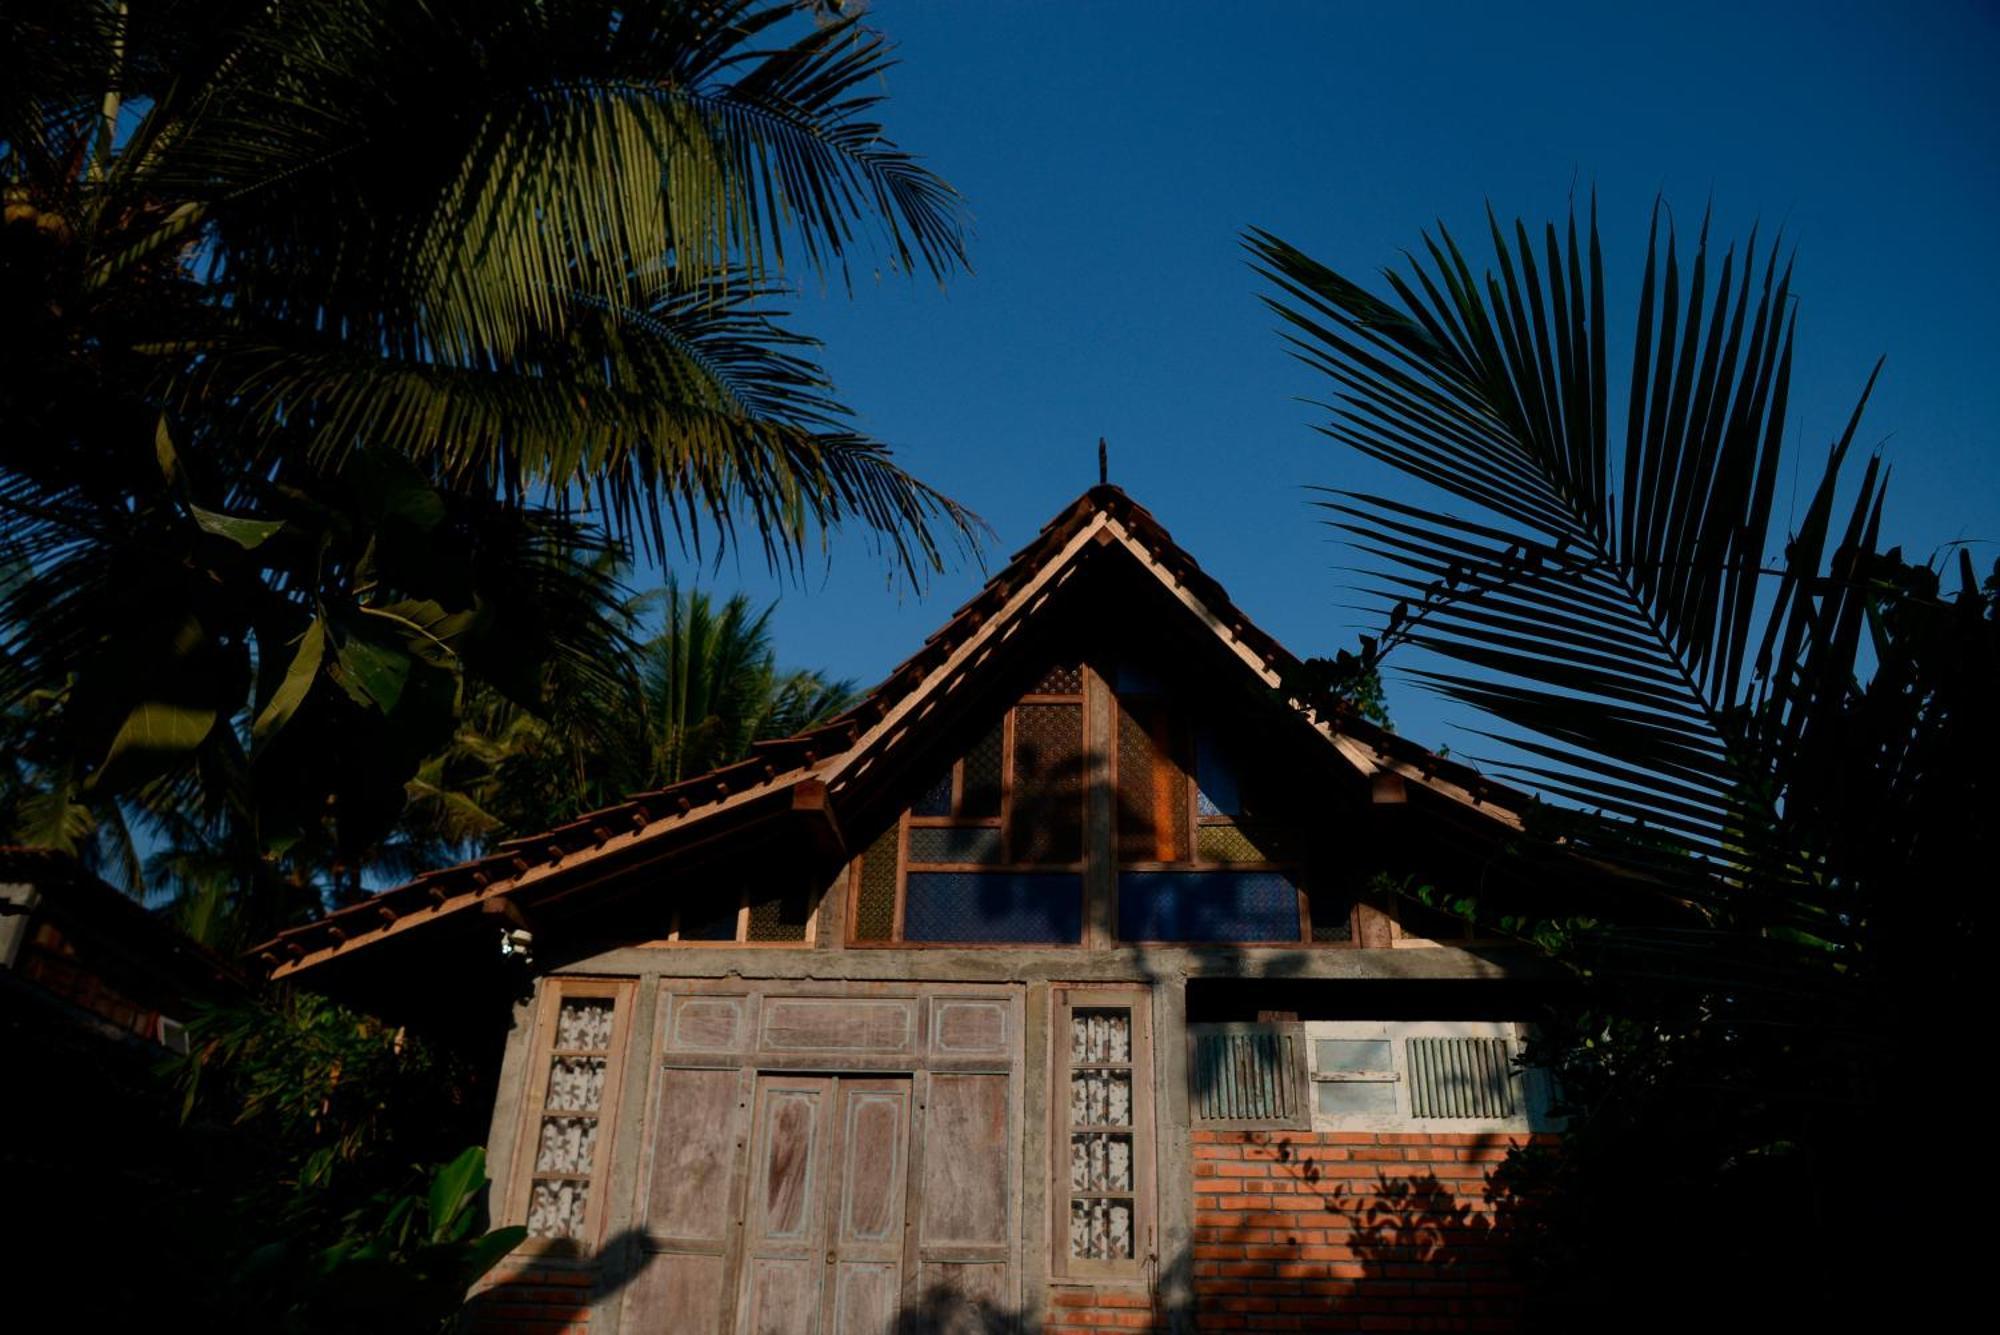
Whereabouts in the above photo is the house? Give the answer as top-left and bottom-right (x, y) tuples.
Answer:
(251, 486), (1569, 1333)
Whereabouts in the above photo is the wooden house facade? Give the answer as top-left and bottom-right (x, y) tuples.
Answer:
(255, 486), (1562, 1334)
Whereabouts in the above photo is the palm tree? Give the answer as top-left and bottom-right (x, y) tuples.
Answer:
(1, 2), (972, 917)
(1251, 200), (1995, 1323)
(639, 578), (855, 784)
(395, 579), (854, 849)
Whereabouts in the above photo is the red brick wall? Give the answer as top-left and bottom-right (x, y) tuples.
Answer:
(1192, 1128), (1548, 1332)
(1046, 1284), (1169, 1333)
(465, 1258), (596, 1334)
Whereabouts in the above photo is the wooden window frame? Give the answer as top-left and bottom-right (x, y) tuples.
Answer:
(656, 886), (818, 947)
(1107, 692), (1338, 948)
(506, 976), (638, 1255)
(1050, 985), (1156, 1284)
(846, 685), (1089, 948)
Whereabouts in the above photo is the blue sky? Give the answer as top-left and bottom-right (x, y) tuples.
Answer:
(689, 0), (2000, 757)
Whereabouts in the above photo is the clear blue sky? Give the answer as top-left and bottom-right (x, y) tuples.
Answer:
(690, 0), (2000, 758)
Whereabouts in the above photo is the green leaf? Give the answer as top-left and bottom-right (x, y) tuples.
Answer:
(154, 416), (179, 484)
(253, 617), (326, 740)
(426, 1146), (487, 1243)
(331, 629), (412, 714)
(96, 702), (218, 773)
(191, 505), (285, 549)
(461, 1226), (529, 1284)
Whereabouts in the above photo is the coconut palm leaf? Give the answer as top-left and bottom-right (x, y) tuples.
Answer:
(1248, 201), (1884, 911)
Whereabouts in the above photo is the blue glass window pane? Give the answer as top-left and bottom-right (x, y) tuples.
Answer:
(903, 872), (1083, 943)
(1194, 727), (1239, 817)
(1117, 870), (1301, 943)
(912, 769), (954, 817)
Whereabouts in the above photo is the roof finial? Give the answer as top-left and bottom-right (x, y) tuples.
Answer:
(1097, 436), (1108, 486)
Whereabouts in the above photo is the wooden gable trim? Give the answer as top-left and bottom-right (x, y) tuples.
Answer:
(820, 513), (1113, 801)
(1095, 516), (1527, 834)
(266, 777), (813, 979)
(250, 485), (1540, 978)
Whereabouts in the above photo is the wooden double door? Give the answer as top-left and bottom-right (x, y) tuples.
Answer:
(622, 982), (1023, 1335)
(739, 1073), (911, 1333)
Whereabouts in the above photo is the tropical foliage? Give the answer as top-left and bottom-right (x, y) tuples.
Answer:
(1254, 201), (1995, 1324)
(409, 579), (855, 850)
(1, 1), (971, 935)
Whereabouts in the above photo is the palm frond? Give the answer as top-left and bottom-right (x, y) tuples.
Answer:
(1250, 200), (1881, 895)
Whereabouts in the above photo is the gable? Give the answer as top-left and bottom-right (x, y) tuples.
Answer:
(252, 485), (1545, 981)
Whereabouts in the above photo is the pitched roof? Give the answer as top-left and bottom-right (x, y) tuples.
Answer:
(250, 485), (1534, 979)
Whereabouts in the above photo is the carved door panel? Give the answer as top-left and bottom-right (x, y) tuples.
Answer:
(627, 984), (1023, 1333)
(822, 1078), (911, 1334)
(739, 1074), (835, 1334)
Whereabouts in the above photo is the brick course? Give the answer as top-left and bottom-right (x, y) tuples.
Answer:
(1188, 1129), (1550, 1333)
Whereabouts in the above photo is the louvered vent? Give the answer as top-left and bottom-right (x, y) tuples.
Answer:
(1407, 1037), (1516, 1118)
(1190, 1026), (1302, 1125)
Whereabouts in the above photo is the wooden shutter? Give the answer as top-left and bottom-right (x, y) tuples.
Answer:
(1188, 1022), (1308, 1129)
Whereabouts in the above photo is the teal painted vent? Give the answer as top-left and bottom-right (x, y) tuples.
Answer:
(1407, 1037), (1516, 1118)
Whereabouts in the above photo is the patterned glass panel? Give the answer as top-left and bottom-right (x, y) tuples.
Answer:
(852, 823), (900, 941)
(555, 999), (614, 1051)
(527, 1179), (591, 1240)
(1035, 661), (1083, 695)
(1071, 1008), (1133, 1063)
(1067, 1006), (1136, 1262)
(1117, 870), (1301, 942)
(528, 996), (616, 1240)
(1194, 727), (1241, 817)
(1308, 886), (1354, 942)
(1117, 702), (1189, 862)
(961, 718), (1006, 819)
(535, 1116), (599, 1173)
(545, 1056), (608, 1111)
(746, 884), (811, 941)
(907, 825), (1004, 864)
(901, 872), (1082, 943)
(1070, 1070), (1133, 1126)
(1069, 1198), (1135, 1261)
(1116, 706), (1160, 861)
(912, 768), (954, 817)
(1070, 1132), (1134, 1190)
(1195, 823), (1296, 863)
(1009, 703), (1083, 862)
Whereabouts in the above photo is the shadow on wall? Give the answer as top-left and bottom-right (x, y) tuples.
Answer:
(1177, 1134), (1537, 1333)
